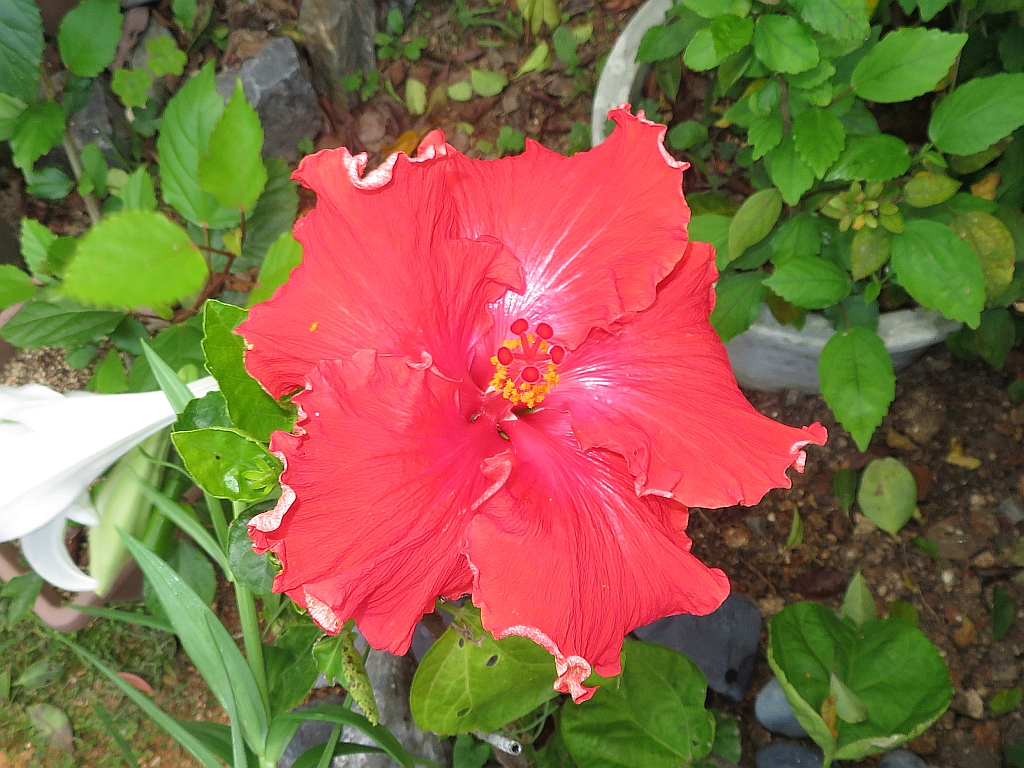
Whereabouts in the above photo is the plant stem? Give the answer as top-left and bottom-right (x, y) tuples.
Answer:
(317, 724), (343, 768)
(236, 580), (272, 718)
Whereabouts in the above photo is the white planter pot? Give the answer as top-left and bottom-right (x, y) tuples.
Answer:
(592, 0), (963, 394)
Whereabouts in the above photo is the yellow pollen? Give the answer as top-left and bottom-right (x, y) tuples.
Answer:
(489, 322), (564, 408)
(310, 322), (318, 331)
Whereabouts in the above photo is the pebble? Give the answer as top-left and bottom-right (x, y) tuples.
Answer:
(1000, 497), (1024, 525)
(634, 594), (761, 700)
(952, 689), (985, 719)
(723, 526), (751, 548)
(925, 518), (986, 561)
(754, 678), (808, 738)
(755, 743), (823, 768)
(953, 617), (978, 648)
(878, 749), (928, 768)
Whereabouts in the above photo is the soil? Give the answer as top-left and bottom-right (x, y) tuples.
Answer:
(3, 0), (1024, 765)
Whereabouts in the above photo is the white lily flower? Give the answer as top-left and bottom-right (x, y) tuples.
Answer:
(0, 377), (218, 592)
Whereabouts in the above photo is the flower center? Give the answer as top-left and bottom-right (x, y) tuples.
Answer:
(488, 318), (565, 408)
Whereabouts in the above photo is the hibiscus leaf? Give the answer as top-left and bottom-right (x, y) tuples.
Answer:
(171, 426), (282, 502)
(840, 571), (876, 627)
(793, 108), (846, 179)
(762, 255), (851, 309)
(818, 327), (894, 451)
(409, 608), (558, 734)
(61, 209), (208, 311)
(827, 135), (911, 182)
(561, 641), (715, 768)
(857, 457), (917, 537)
(710, 271), (766, 342)
(753, 15), (819, 75)
(202, 300), (295, 441)
(851, 28), (966, 103)
(0, 298), (124, 349)
(0, 0), (44, 104)
(728, 188), (782, 262)
(766, 134), (816, 206)
(929, 73), (1024, 156)
(248, 231), (302, 306)
(197, 79), (267, 213)
(264, 621), (322, 718)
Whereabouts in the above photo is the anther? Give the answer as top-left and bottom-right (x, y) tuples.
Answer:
(510, 318), (529, 335)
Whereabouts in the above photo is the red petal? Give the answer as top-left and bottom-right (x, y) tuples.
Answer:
(250, 353), (508, 653)
(449, 107), (690, 351)
(545, 241), (827, 508)
(468, 409), (729, 702)
(239, 146), (523, 397)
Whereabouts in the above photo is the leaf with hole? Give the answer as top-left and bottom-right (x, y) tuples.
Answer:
(171, 427), (281, 501)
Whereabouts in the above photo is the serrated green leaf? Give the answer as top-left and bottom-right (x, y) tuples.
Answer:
(176, 390), (232, 431)
(929, 73), (1024, 156)
(858, 457), (916, 536)
(112, 68), (153, 109)
(637, 12), (707, 63)
(11, 100), (65, 171)
(766, 134), (817, 205)
(23, 167), (74, 199)
(753, 15), (819, 75)
(950, 210), (1015, 299)
(711, 271), (766, 341)
(116, 166), (157, 211)
(891, 220), (985, 327)
(172, 427), (281, 501)
(841, 572), (875, 626)
(788, 0), (869, 41)
(248, 231), (302, 306)
(903, 172), (960, 207)
(819, 327), (895, 450)
(87, 349), (128, 393)
(850, 227), (890, 280)
(684, 26), (723, 71)
(470, 69), (507, 97)
(197, 80), (267, 212)
(728, 188), (782, 261)
(19, 218), (54, 278)
(748, 111), (783, 159)
(771, 213), (823, 264)
(0, 264), (36, 308)
(711, 14), (752, 58)
(0, 0), (44, 104)
(0, 299), (124, 348)
(62, 209), (208, 310)
(157, 64), (240, 229)
(146, 35), (187, 77)
(764, 255), (851, 308)
(58, 0), (121, 77)
(202, 300), (294, 440)
(828, 134), (911, 182)
(851, 28), (966, 103)
(793, 108), (846, 178)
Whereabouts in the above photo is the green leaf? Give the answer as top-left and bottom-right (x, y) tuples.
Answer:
(87, 350), (128, 393)
(2, 572), (42, 626)
(851, 28), (966, 103)
(833, 468), (858, 514)
(561, 641), (715, 768)
(128, 321), (205, 392)
(840, 572), (875, 626)
(516, 41), (551, 76)
(827, 134), (911, 182)
(15, 659), (62, 689)
(117, 166), (157, 211)
(728, 188), (782, 262)
(849, 227), (890, 280)
(684, 27), (725, 71)
(248, 231), (302, 306)
(682, 0), (749, 17)
(772, 213), (822, 264)
(313, 627), (379, 724)
(453, 735), (491, 768)
(768, 603), (952, 764)
(766, 134), (816, 205)
(637, 12), (707, 62)
(788, 0), (869, 41)
(0, 298), (124, 348)
(891, 220), (985, 327)
(0, 0), (44, 104)
(11, 100), (65, 171)
(112, 68), (153, 109)
(157, 64), (240, 229)
(177, 390), (232, 431)
(447, 81), (473, 101)
(748, 111), (783, 160)
(667, 120), (708, 151)
(786, 506), (804, 548)
(202, 300), (294, 440)
(264, 622), (322, 718)
(990, 687), (1023, 715)
(764, 255), (851, 309)
(62, 210), (208, 310)
(172, 0), (199, 30)
(830, 671), (868, 724)
(496, 125), (525, 155)
(711, 14), (753, 58)
(0, 264), (36, 308)
(710, 271), (766, 341)
(753, 15), (819, 75)
(887, 600), (919, 627)
(120, 531), (269, 756)
(689, 214), (731, 270)
(146, 35), (187, 77)
(950, 210), (1016, 299)
(23, 167), (73, 199)
(929, 74), (1024, 156)
(19, 217), (54, 277)
(57, 0), (122, 77)
(793, 108), (846, 178)
(819, 327), (895, 451)
(470, 69), (508, 97)
(80, 142), (108, 198)
(172, 427), (281, 501)
(27, 703), (73, 753)
(197, 80), (267, 212)
(405, 77), (427, 115)
(858, 457), (917, 536)
(240, 157), (298, 267)
(903, 172), (960, 207)
(410, 608), (558, 734)
(992, 585), (1015, 642)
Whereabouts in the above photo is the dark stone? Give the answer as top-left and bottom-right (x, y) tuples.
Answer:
(755, 677), (808, 738)
(633, 593), (761, 700)
(755, 743), (823, 768)
(878, 749), (929, 768)
(299, 0), (376, 108)
(216, 37), (322, 161)
(792, 566), (846, 599)
(66, 78), (133, 167)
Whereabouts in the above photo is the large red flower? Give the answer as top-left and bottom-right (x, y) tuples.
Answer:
(239, 107), (826, 702)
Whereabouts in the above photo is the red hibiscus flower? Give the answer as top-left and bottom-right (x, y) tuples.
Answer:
(239, 107), (826, 703)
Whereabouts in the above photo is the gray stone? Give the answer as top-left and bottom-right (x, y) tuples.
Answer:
(299, 0), (376, 108)
(281, 652), (450, 768)
(216, 37), (322, 161)
(755, 743), (823, 768)
(878, 749), (929, 768)
(633, 593), (761, 700)
(1000, 497), (1024, 525)
(755, 677), (808, 738)
(67, 79), (132, 167)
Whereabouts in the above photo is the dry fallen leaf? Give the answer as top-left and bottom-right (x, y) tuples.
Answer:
(117, 672), (155, 695)
(971, 172), (1000, 201)
(946, 438), (981, 470)
(886, 429), (917, 450)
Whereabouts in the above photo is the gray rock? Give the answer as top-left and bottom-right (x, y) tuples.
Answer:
(67, 79), (132, 167)
(755, 743), (823, 768)
(299, 0), (376, 108)
(1000, 497), (1024, 525)
(216, 37), (322, 161)
(282, 652), (450, 768)
(755, 678), (808, 738)
(633, 593), (761, 700)
(878, 749), (928, 768)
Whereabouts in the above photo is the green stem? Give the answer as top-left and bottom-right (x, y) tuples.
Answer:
(236, 580), (272, 719)
(317, 723), (343, 768)
(203, 492), (230, 552)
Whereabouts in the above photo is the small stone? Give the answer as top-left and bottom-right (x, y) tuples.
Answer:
(878, 748), (928, 768)
(300, 0), (377, 108)
(987, 645), (1020, 684)
(723, 526), (751, 549)
(940, 569), (956, 589)
(755, 678), (808, 738)
(952, 689), (985, 720)
(634, 594), (761, 700)
(925, 517), (986, 561)
(898, 389), (946, 445)
(1000, 497), (1024, 525)
(356, 110), (387, 149)
(853, 514), (877, 538)
(758, 595), (786, 618)
(216, 37), (322, 161)
(746, 516), (767, 536)
(972, 551), (996, 568)
(755, 743), (823, 768)
(953, 617), (977, 648)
